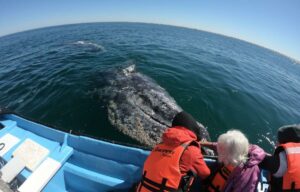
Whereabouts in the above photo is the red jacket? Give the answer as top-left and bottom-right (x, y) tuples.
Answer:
(162, 126), (211, 179)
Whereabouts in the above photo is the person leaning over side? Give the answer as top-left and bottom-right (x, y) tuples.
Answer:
(259, 124), (300, 192)
(201, 130), (266, 192)
(136, 111), (211, 192)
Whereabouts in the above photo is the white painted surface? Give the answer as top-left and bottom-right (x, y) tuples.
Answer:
(0, 157), (25, 183)
(13, 139), (49, 171)
(0, 134), (20, 157)
(18, 158), (61, 192)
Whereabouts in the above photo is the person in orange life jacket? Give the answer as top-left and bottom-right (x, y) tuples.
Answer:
(259, 124), (300, 192)
(201, 130), (266, 192)
(136, 111), (210, 192)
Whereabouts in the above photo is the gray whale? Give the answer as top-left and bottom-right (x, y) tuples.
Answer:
(99, 65), (210, 147)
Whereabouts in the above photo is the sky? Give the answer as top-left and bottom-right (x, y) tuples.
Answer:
(0, 0), (299, 61)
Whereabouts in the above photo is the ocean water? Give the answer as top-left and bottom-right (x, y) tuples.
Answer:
(0, 22), (299, 152)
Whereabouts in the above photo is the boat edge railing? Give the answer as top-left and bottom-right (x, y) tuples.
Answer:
(0, 107), (218, 160)
(0, 107), (151, 148)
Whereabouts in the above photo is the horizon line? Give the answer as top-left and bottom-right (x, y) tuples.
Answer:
(1, 21), (299, 63)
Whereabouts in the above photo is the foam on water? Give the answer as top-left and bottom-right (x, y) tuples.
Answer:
(73, 40), (106, 52)
(261, 134), (276, 149)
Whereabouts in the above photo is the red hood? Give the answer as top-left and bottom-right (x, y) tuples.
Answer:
(162, 126), (197, 146)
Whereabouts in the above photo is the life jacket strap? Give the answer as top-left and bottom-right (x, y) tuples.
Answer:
(208, 182), (221, 192)
(217, 166), (230, 181)
(282, 181), (300, 192)
(139, 171), (177, 192)
(282, 189), (300, 192)
(208, 165), (233, 192)
(180, 170), (196, 192)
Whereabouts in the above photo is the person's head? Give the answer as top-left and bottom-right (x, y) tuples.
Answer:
(217, 130), (249, 166)
(172, 111), (202, 141)
(277, 124), (300, 145)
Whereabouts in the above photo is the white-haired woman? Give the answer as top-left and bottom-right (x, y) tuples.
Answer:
(201, 130), (266, 192)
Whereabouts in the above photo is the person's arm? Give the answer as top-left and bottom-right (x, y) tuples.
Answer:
(259, 153), (280, 174)
(194, 153), (211, 179)
(199, 141), (218, 152)
(184, 146), (211, 179)
(273, 151), (287, 177)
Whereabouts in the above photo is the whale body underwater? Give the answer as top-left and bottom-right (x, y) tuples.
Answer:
(98, 65), (210, 147)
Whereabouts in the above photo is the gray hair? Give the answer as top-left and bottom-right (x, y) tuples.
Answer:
(217, 130), (249, 166)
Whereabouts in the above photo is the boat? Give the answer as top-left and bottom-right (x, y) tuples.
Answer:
(0, 110), (269, 192)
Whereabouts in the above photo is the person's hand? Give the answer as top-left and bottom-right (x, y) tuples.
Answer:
(202, 147), (215, 156)
(199, 140), (218, 156)
(265, 152), (272, 156)
(199, 139), (213, 146)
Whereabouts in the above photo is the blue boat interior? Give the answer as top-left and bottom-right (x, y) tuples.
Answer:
(0, 114), (152, 192)
(0, 113), (269, 192)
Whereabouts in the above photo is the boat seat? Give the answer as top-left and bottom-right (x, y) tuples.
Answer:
(18, 143), (73, 192)
(0, 139), (49, 184)
(18, 157), (61, 192)
(0, 156), (25, 183)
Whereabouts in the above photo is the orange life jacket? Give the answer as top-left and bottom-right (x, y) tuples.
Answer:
(280, 142), (300, 191)
(136, 140), (198, 192)
(207, 164), (235, 192)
